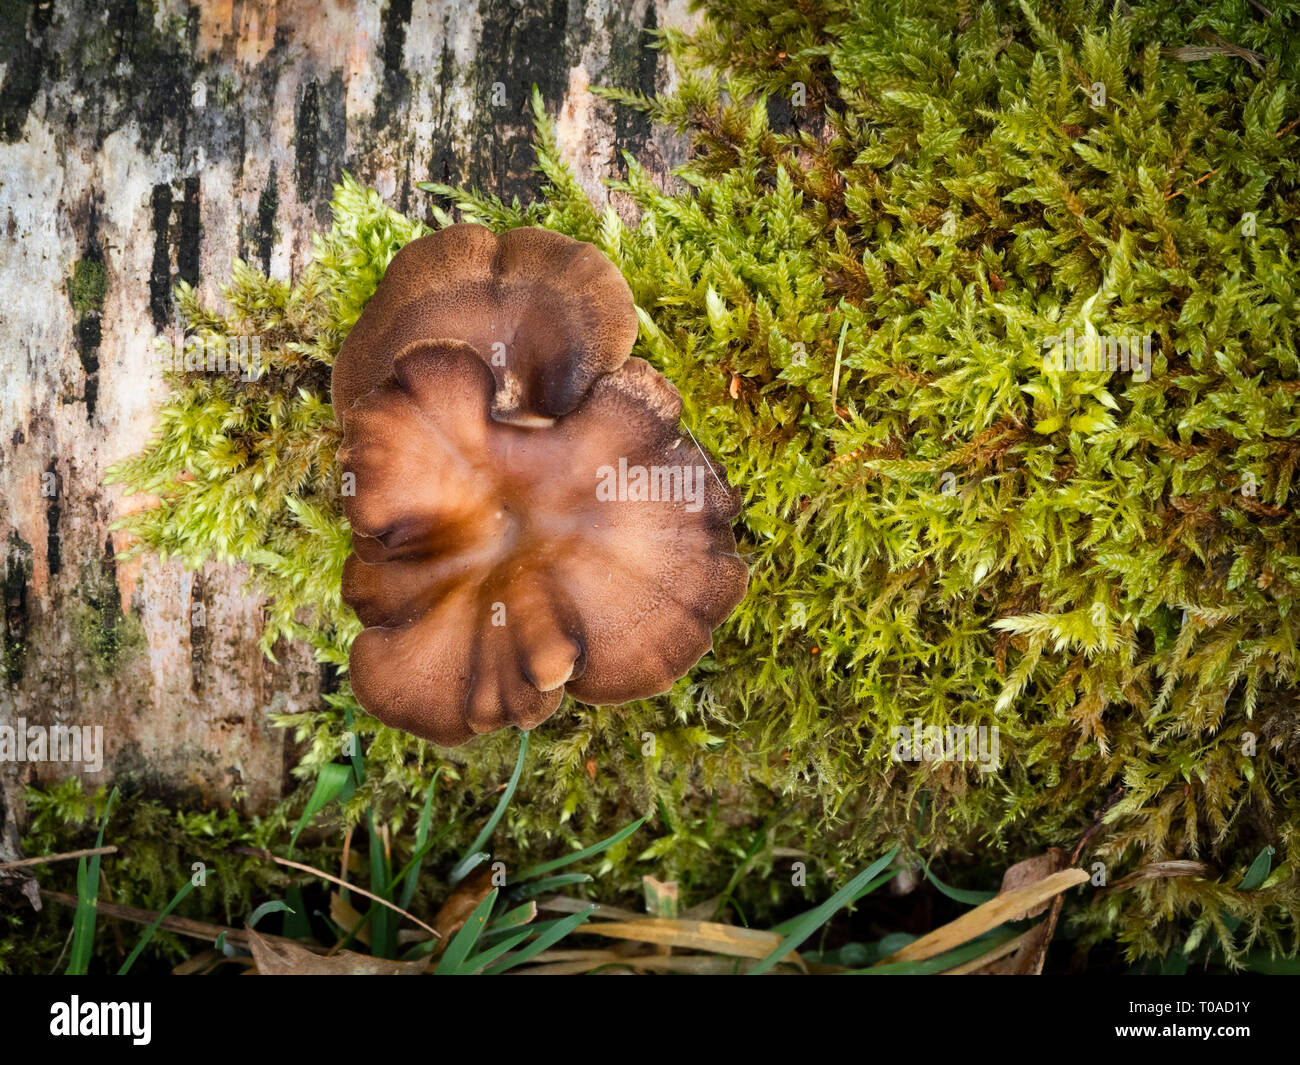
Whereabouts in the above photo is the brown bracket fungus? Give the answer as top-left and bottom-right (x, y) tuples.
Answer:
(332, 224), (749, 747)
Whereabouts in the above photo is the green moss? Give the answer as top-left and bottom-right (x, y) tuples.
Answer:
(108, 0), (1300, 964)
(72, 561), (145, 674)
(69, 258), (107, 315)
(6, 779), (312, 975)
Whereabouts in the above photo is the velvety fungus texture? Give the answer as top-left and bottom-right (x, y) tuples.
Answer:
(332, 225), (749, 746)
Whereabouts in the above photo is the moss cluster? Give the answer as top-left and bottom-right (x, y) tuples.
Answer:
(108, 0), (1300, 963)
(72, 560), (146, 674)
(69, 258), (107, 316)
(5, 779), (315, 974)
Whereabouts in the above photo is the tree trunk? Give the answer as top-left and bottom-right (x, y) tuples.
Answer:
(0, 0), (695, 816)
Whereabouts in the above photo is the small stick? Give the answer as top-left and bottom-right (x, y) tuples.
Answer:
(234, 846), (440, 940)
(0, 845), (118, 873)
(1026, 786), (1125, 975)
(41, 889), (325, 955)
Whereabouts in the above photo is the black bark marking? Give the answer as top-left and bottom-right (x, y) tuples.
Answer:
(148, 183), (173, 331)
(189, 571), (205, 694)
(70, 214), (106, 420)
(178, 175), (201, 288)
(467, 0), (571, 199)
(0, 0), (52, 142)
(374, 0), (413, 131)
(609, 3), (658, 169)
(96, 0), (198, 150)
(295, 76), (347, 220)
(3, 532), (33, 687)
(294, 79), (321, 203)
(43, 458), (60, 577)
(256, 163), (278, 272)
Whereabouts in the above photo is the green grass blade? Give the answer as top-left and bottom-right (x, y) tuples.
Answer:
(117, 880), (197, 974)
(922, 862), (997, 905)
(452, 730), (530, 883)
(488, 901), (537, 931)
(482, 906), (595, 975)
(1238, 845), (1275, 891)
(368, 807), (394, 957)
(288, 762), (353, 857)
(282, 885), (312, 940)
(246, 899), (294, 929)
(769, 859), (898, 937)
(66, 786), (118, 975)
(399, 769), (445, 911)
(458, 927), (536, 972)
(434, 889), (499, 974)
(482, 914), (571, 945)
(750, 845), (900, 975)
(448, 850), (489, 885)
(335, 823), (458, 954)
(1221, 844), (1277, 937)
(509, 873), (591, 900)
(515, 817), (645, 881)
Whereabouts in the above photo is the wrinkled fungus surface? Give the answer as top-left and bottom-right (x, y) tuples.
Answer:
(332, 225), (748, 746)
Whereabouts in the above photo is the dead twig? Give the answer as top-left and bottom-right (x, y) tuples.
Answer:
(40, 889), (324, 956)
(234, 846), (440, 940)
(1023, 785), (1125, 974)
(0, 845), (117, 872)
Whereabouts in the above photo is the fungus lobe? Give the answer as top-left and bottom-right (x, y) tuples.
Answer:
(332, 224), (747, 746)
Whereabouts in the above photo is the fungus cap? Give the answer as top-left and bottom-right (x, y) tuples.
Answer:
(333, 225), (748, 746)
(332, 223), (641, 427)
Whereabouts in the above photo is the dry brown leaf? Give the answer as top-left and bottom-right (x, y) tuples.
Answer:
(246, 928), (429, 975)
(962, 925), (1049, 975)
(517, 947), (814, 976)
(511, 958), (629, 975)
(998, 847), (1068, 920)
(172, 950), (222, 976)
(431, 865), (496, 946)
(583, 917), (800, 965)
(329, 892), (372, 946)
(172, 949), (254, 976)
(879, 868), (1089, 966)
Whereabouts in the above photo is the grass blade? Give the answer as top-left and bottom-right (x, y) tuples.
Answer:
(368, 808), (394, 957)
(117, 880), (197, 974)
(922, 862), (997, 905)
(452, 731), (529, 883)
(515, 817), (645, 882)
(751, 845), (900, 975)
(66, 786), (119, 975)
(288, 762), (352, 857)
(510, 873), (591, 900)
(1238, 845), (1274, 891)
(458, 927), (537, 972)
(247, 899), (294, 930)
(434, 889), (499, 974)
(483, 906), (595, 974)
(488, 900), (537, 931)
(399, 769), (444, 911)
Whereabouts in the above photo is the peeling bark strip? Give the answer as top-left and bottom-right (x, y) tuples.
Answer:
(0, 0), (697, 810)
